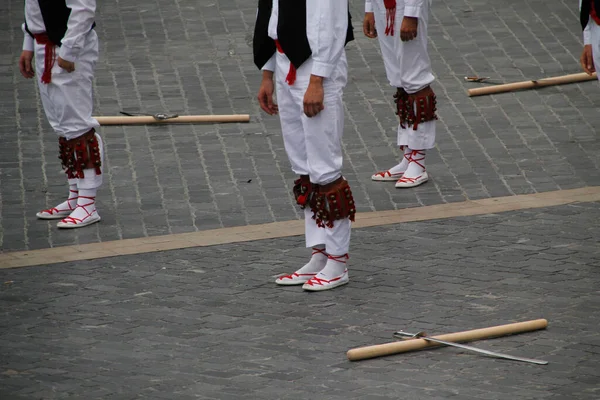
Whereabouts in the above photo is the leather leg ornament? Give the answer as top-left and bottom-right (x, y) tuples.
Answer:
(71, 129), (102, 179)
(293, 175), (313, 208)
(310, 177), (356, 228)
(395, 86), (438, 130)
(58, 137), (77, 179)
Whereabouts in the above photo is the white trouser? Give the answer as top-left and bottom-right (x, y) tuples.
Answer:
(372, 0), (436, 150)
(275, 52), (351, 255)
(591, 21), (600, 82)
(35, 30), (100, 141)
(276, 52), (347, 184)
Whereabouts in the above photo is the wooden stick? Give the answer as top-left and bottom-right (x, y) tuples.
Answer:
(468, 72), (597, 97)
(93, 114), (250, 125)
(347, 319), (548, 361)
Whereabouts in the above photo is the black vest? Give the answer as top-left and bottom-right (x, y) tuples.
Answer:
(25, 0), (95, 46)
(581, 0), (600, 30)
(253, 0), (354, 70)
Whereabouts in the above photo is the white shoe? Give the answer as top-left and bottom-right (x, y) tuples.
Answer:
(275, 272), (317, 286)
(275, 247), (328, 286)
(36, 208), (74, 220)
(36, 191), (79, 220)
(57, 209), (101, 229)
(395, 171), (429, 188)
(371, 170), (404, 182)
(302, 269), (349, 291)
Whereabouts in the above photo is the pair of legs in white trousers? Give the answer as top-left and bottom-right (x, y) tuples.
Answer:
(34, 30), (104, 228)
(273, 52), (352, 291)
(370, 0), (437, 188)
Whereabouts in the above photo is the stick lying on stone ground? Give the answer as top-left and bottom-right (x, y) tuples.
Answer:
(467, 72), (597, 97)
(393, 330), (548, 364)
(347, 319), (548, 361)
(93, 114), (251, 125)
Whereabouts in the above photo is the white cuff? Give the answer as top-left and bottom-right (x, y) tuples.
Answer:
(23, 35), (34, 52)
(21, 23), (34, 52)
(584, 28), (591, 45)
(311, 60), (334, 78)
(261, 54), (276, 72)
(404, 6), (421, 18)
(365, 2), (373, 12)
(58, 44), (80, 63)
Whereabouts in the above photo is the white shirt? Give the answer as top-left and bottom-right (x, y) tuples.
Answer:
(365, 0), (426, 19)
(261, 0), (349, 79)
(22, 0), (97, 62)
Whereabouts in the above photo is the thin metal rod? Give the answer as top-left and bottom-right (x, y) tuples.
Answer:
(393, 331), (548, 365)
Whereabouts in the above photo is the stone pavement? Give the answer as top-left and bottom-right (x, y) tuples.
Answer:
(1, 202), (600, 399)
(1, 0), (600, 398)
(1, 0), (599, 251)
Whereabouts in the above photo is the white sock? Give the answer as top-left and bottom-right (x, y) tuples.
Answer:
(66, 188), (98, 222)
(62, 179), (79, 210)
(314, 253), (348, 280)
(42, 179), (78, 213)
(402, 149), (426, 179)
(295, 246), (328, 274)
(388, 146), (411, 174)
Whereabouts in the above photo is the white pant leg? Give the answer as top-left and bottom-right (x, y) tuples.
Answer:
(324, 218), (351, 256)
(396, 0), (435, 93)
(35, 30), (100, 141)
(77, 132), (104, 190)
(276, 53), (348, 185)
(373, 0), (436, 150)
(305, 208), (326, 248)
(372, 1), (404, 87)
(304, 207), (350, 255)
(591, 21), (600, 82)
(397, 120), (436, 150)
(372, 0), (434, 92)
(275, 52), (351, 255)
(276, 55), (310, 176)
(302, 54), (348, 185)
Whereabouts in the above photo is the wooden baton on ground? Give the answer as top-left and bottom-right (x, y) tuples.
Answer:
(467, 72), (597, 97)
(347, 318), (548, 361)
(93, 114), (250, 125)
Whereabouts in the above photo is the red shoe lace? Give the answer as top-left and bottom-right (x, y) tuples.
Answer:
(60, 195), (96, 225)
(397, 150), (426, 183)
(328, 254), (349, 263)
(277, 248), (327, 281)
(40, 189), (78, 215)
(303, 254), (348, 286)
(407, 150), (426, 170)
(312, 247), (327, 256)
(397, 175), (424, 184)
(278, 272), (317, 281)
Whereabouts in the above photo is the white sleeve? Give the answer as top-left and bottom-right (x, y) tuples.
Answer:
(582, 0), (592, 45)
(404, 0), (425, 18)
(306, 0), (348, 78)
(365, 0), (373, 13)
(584, 23), (591, 45)
(22, 23), (34, 51)
(58, 0), (96, 62)
(262, 54), (276, 72)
